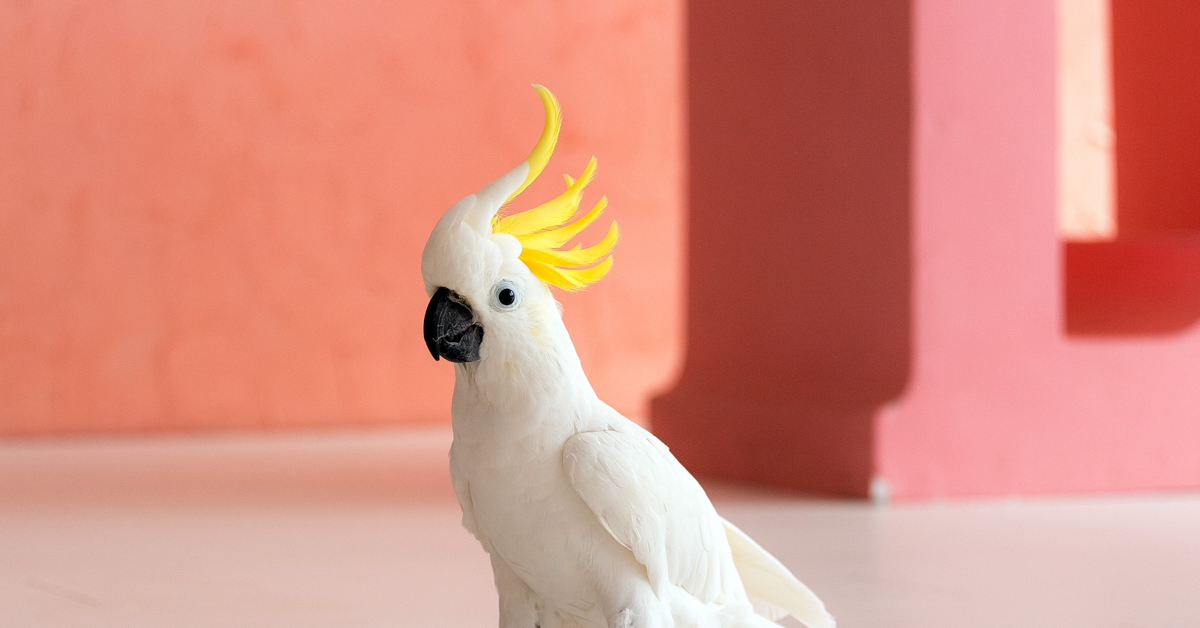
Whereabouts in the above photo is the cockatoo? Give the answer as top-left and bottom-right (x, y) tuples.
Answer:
(421, 85), (834, 628)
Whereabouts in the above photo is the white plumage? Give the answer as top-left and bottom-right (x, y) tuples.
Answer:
(420, 89), (834, 628)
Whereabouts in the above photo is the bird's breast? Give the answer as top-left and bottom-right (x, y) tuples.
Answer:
(450, 413), (627, 621)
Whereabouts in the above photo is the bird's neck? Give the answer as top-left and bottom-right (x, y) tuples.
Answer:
(450, 314), (598, 438)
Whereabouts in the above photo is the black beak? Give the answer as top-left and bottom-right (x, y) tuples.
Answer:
(423, 287), (483, 363)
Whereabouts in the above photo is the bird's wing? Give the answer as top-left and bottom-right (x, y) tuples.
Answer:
(563, 425), (745, 604)
(720, 517), (835, 628)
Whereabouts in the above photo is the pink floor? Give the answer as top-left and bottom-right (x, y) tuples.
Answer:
(2, 428), (1198, 627)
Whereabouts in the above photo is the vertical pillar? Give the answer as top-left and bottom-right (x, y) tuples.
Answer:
(651, 0), (911, 497)
(655, 0), (1200, 500)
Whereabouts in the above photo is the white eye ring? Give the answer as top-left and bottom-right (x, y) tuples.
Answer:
(491, 280), (521, 311)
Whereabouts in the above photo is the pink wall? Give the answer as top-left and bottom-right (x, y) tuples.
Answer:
(10, 0), (1197, 500)
(654, 0), (1200, 500)
(878, 0), (1200, 499)
(0, 1), (683, 435)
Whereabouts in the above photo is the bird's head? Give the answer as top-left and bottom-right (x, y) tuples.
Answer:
(421, 85), (618, 366)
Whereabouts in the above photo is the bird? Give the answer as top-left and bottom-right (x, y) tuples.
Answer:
(421, 85), (834, 628)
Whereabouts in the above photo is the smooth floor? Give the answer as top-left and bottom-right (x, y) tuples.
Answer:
(1, 428), (1198, 628)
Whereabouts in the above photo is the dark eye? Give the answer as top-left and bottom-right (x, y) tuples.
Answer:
(491, 280), (521, 310)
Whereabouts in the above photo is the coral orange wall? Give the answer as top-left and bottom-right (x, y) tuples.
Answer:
(0, 1), (683, 435)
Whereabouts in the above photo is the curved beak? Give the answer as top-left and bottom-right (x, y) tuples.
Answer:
(423, 287), (483, 363)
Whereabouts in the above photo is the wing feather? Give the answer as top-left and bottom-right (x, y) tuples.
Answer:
(563, 426), (745, 604)
(562, 423), (835, 628)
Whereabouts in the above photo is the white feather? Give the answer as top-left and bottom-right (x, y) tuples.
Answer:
(722, 518), (836, 628)
(423, 163), (835, 628)
(563, 426), (746, 604)
(466, 162), (528, 234)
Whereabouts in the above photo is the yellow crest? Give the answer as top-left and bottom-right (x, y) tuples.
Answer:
(492, 85), (619, 291)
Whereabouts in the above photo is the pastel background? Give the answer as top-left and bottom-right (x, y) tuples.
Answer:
(5, 3), (1200, 626)
(3, 0), (1200, 501)
(652, 0), (1200, 500)
(0, 0), (683, 435)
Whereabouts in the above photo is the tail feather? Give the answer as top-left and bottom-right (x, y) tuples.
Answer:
(749, 598), (789, 622)
(720, 517), (836, 628)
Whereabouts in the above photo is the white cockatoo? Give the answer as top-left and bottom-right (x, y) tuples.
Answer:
(421, 86), (834, 628)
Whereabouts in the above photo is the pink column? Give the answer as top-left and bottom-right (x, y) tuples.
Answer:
(652, 0), (912, 496)
(653, 0), (1200, 500)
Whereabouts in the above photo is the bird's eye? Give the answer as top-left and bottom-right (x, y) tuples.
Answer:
(491, 280), (521, 311)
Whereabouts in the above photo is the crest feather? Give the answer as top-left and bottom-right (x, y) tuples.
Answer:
(493, 86), (618, 292)
(505, 85), (561, 204)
